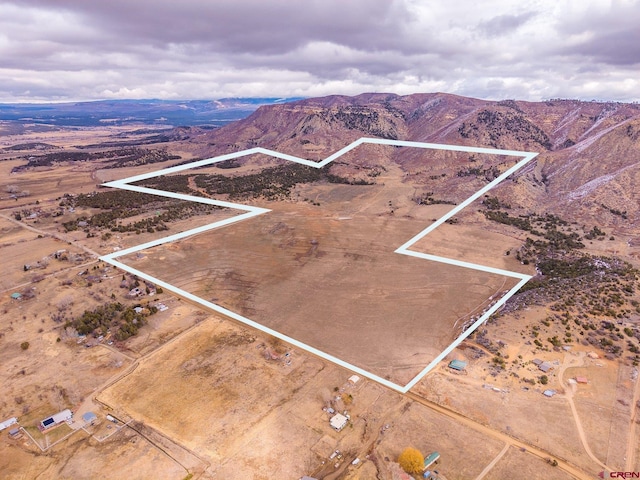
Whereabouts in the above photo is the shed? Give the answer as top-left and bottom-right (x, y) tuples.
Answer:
(532, 358), (543, 365)
(424, 451), (440, 470)
(543, 389), (556, 397)
(82, 412), (97, 423)
(8, 427), (22, 438)
(575, 376), (588, 384)
(11, 293), (22, 300)
(0, 417), (18, 431)
(348, 375), (360, 385)
(538, 362), (552, 373)
(330, 413), (348, 431)
(448, 359), (467, 371)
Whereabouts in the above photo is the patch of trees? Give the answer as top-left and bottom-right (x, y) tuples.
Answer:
(600, 203), (628, 220)
(189, 163), (372, 201)
(68, 302), (157, 341)
(457, 165), (501, 181)
(62, 190), (219, 233)
(458, 109), (552, 150)
(414, 191), (455, 206)
(137, 175), (195, 194)
(11, 147), (179, 173)
(318, 106), (399, 139)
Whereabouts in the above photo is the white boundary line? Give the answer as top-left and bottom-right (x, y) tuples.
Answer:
(99, 138), (538, 393)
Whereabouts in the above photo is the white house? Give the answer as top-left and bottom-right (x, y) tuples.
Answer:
(330, 413), (348, 431)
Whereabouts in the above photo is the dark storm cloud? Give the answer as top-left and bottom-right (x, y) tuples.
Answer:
(554, 1), (640, 65)
(14, 0), (420, 55)
(0, 0), (638, 102)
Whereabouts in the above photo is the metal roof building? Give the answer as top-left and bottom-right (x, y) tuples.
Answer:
(40, 409), (72, 429)
(330, 413), (348, 431)
(448, 359), (467, 371)
(424, 451), (440, 470)
(0, 417), (18, 431)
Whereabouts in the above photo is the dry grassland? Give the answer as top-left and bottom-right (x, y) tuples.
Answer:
(484, 447), (577, 480)
(413, 370), (598, 472)
(126, 194), (512, 386)
(99, 316), (399, 479)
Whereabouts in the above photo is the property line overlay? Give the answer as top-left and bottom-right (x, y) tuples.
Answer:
(100, 138), (539, 393)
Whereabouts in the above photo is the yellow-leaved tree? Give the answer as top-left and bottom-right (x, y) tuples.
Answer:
(398, 446), (424, 474)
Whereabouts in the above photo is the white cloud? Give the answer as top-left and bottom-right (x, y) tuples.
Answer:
(0, 0), (638, 102)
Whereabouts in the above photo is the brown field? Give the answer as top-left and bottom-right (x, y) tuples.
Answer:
(413, 369), (600, 472)
(124, 185), (516, 386)
(99, 316), (402, 479)
(5, 124), (629, 479)
(485, 447), (577, 480)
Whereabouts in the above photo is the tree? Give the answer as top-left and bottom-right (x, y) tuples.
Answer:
(398, 447), (424, 475)
(20, 342), (30, 351)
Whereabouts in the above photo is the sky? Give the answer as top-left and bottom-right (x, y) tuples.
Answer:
(1, 0), (639, 103)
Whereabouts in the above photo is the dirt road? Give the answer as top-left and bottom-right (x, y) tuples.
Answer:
(406, 392), (593, 480)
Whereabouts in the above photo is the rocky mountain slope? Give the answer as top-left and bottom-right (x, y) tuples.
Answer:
(192, 92), (640, 234)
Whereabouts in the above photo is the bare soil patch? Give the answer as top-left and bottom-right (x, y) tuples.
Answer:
(126, 196), (513, 385)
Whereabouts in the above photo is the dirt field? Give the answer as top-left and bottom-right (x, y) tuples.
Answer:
(484, 447), (577, 480)
(124, 189), (514, 386)
(4, 125), (630, 479)
(413, 369), (599, 472)
(99, 316), (397, 479)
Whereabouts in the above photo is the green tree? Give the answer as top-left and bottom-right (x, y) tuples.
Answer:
(20, 342), (30, 350)
(398, 447), (424, 475)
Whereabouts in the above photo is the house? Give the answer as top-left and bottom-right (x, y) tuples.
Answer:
(39, 409), (72, 430)
(448, 359), (467, 371)
(128, 287), (142, 297)
(0, 417), (18, 431)
(532, 358), (543, 366)
(538, 362), (552, 373)
(575, 376), (588, 384)
(330, 413), (348, 431)
(8, 428), (22, 439)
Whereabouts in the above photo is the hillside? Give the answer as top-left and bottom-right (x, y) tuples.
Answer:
(193, 93), (640, 235)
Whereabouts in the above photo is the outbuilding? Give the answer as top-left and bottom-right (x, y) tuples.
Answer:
(330, 413), (348, 431)
(0, 417), (18, 431)
(448, 359), (467, 371)
(82, 412), (97, 424)
(538, 362), (552, 373)
(348, 375), (360, 385)
(575, 376), (588, 384)
(543, 389), (557, 397)
(424, 451), (440, 470)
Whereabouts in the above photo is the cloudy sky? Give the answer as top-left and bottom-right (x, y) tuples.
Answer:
(1, 0), (639, 103)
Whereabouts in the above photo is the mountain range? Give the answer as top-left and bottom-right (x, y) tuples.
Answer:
(187, 92), (640, 237)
